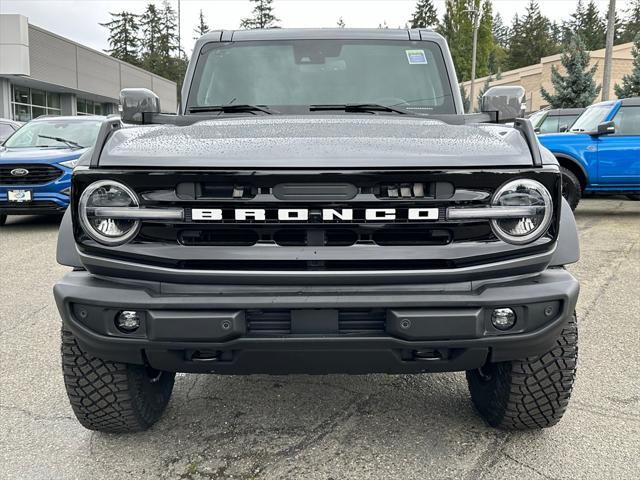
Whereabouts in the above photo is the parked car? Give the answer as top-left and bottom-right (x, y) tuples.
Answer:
(538, 98), (640, 209)
(55, 29), (580, 433)
(0, 118), (23, 143)
(528, 108), (585, 134)
(0, 116), (106, 225)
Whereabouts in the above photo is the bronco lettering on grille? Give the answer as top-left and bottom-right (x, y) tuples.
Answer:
(191, 208), (439, 222)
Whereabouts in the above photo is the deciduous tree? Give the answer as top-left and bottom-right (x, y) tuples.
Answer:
(438, 0), (494, 82)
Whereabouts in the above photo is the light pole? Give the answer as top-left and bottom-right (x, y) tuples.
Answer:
(467, 2), (482, 113)
(602, 0), (616, 100)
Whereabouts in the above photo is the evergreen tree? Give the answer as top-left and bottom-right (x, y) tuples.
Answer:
(140, 4), (163, 73)
(410, 0), (439, 29)
(550, 21), (563, 46)
(620, 0), (640, 43)
(194, 9), (210, 40)
(158, 0), (180, 59)
(507, 1), (556, 70)
(337, 17), (346, 28)
(240, 0), (279, 29)
(100, 11), (140, 66)
(492, 13), (509, 48)
(158, 1), (187, 88)
(580, 1), (606, 50)
(540, 35), (602, 108)
(438, 0), (494, 82)
(614, 33), (640, 98)
(460, 83), (471, 112)
(563, 0), (586, 44)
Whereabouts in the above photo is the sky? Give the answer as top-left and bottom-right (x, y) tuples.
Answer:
(0, 0), (633, 55)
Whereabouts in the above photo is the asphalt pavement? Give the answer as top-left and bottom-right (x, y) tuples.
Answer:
(0, 198), (639, 480)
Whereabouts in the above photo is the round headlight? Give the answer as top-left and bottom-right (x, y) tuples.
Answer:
(491, 179), (553, 245)
(78, 180), (140, 246)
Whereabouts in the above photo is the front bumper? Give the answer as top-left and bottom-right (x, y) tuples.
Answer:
(54, 268), (579, 375)
(0, 172), (71, 214)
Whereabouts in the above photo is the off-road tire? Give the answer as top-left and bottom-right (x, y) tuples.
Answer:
(61, 328), (175, 433)
(626, 194), (640, 201)
(0, 214), (6, 226)
(466, 313), (578, 430)
(560, 167), (581, 211)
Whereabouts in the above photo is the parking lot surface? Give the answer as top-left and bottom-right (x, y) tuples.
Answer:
(1, 198), (639, 480)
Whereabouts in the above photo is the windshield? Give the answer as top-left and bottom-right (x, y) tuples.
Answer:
(528, 110), (547, 129)
(4, 120), (102, 148)
(570, 105), (611, 132)
(188, 40), (456, 114)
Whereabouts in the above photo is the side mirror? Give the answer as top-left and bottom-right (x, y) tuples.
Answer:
(481, 86), (527, 123)
(592, 120), (615, 136)
(559, 124), (568, 133)
(119, 88), (160, 124)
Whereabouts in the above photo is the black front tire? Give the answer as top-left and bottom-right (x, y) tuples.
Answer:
(0, 214), (6, 226)
(466, 314), (578, 430)
(61, 328), (175, 433)
(560, 167), (582, 211)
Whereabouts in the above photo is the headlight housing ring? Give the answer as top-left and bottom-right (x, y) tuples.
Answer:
(78, 180), (141, 246)
(490, 179), (553, 245)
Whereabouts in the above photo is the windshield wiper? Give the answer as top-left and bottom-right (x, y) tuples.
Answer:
(38, 134), (83, 149)
(188, 104), (273, 115)
(309, 103), (410, 115)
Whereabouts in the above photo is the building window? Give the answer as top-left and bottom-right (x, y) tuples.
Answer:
(77, 98), (107, 116)
(11, 86), (61, 121)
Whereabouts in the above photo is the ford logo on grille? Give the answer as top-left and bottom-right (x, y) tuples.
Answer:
(10, 168), (29, 177)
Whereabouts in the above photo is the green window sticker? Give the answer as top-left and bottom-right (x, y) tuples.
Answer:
(406, 49), (428, 64)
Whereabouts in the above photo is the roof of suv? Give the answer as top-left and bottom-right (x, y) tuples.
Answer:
(199, 28), (440, 43)
(29, 115), (106, 123)
(546, 108), (585, 116)
(620, 97), (640, 106)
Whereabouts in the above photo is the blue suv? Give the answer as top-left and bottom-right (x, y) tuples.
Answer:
(538, 97), (640, 209)
(0, 116), (105, 225)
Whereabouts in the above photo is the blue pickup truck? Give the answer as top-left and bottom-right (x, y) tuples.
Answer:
(538, 97), (640, 209)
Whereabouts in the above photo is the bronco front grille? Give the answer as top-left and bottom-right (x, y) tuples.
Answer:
(73, 168), (562, 275)
(0, 164), (63, 185)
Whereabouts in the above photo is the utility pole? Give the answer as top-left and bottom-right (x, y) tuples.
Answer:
(468, 2), (482, 113)
(177, 0), (181, 55)
(602, 0), (616, 100)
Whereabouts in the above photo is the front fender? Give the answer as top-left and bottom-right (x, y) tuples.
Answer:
(549, 198), (580, 266)
(57, 208), (82, 268)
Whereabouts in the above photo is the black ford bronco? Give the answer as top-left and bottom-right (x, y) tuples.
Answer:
(54, 29), (580, 433)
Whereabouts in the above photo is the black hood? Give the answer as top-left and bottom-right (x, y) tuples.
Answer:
(100, 115), (534, 168)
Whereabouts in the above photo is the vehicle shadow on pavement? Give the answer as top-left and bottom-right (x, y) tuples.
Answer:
(88, 372), (497, 478)
(2, 214), (64, 229)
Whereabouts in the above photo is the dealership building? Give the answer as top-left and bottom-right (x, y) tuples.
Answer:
(0, 14), (177, 121)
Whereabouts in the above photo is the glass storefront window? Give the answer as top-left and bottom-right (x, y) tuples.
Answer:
(10, 86), (61, 121)
(47, 92), (61, 109)
(77, 98), (107, 116)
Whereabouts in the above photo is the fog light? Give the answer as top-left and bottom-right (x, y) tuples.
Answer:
(491, 308), (516, 330)
(116, 310), (140, 332)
